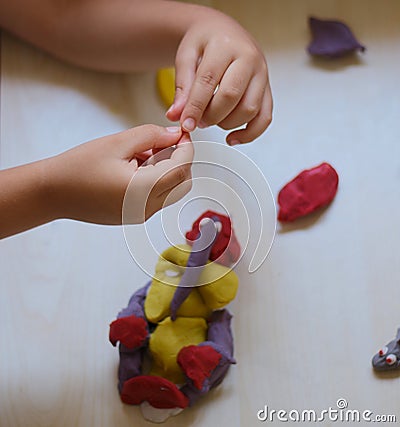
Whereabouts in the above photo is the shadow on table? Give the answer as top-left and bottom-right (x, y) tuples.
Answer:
(372, 369), (400, 380)
(277, 205), (330, 233)
(308, 53), (366, 71)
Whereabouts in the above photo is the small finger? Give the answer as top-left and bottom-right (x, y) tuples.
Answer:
(141, 133), (193, 166)
(152, 160), (192, 197)
(217, 72), (266, 131)
(144, 137), (193, 196)
(144, 170), (193, 222)
(158, 170), (193, 207)
(199, 59), (252, 127)
(180, 48), (231, 132)
(135, 149), (153, 164)
(170, 132), (194, 164)
(122, 125), (182, 157)
(226, 82), (273, 145)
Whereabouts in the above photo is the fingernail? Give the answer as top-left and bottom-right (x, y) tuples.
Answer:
(198, 120), (208, 129)
(166, 126), (181, 133)
(182, 118), (196, 132)
(228, 140), (240, 146)
(166, 104), (175, 115)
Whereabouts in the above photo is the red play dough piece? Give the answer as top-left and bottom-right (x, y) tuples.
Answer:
(109, 315), (148, 349)
(186, 210), (241, 266)
(278, 162), (339, 222)
(177, 345), (222, 390)
(121, 375), (189, 409)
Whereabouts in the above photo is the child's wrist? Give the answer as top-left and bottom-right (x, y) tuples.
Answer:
(172, 3), (223, 34)
(37, 156), (64, 222)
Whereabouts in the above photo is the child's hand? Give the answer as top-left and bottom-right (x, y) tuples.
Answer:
(46, 125), (193, 224)
(1, 1), (272, 145)
(166, 9), (273, 145)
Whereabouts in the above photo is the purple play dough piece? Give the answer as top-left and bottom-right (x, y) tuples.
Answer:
(180, 309), (235, 406)
(307, 16), (366, 58)
(170, 219), (218, 320)
(205, 309), (235, 359)
(117, 281), (150, 319)
(181, 361), (231, 406)
(118, 347), (145, 393)
(116, 282), (150, 392)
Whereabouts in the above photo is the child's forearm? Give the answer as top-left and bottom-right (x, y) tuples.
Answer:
(0, 0), (273, 144)
(0, 0), (210, 72)
(0, 125), (193, 239)
(0, 159), (55, 239)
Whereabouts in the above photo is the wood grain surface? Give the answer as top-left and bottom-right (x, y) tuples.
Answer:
(1, 1), (400, 426)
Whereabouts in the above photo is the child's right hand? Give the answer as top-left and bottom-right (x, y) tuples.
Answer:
(166, 7), (273, 146)
(45, 124), (193, 225)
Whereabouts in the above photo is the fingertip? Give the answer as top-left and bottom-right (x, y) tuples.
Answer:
(181, 117), (196, 132)
(165, 104), (174, 117)
(173, 133), (194, 162)
(226, 130), (253, 146)
(166, 126), (182, 134)
(227, 107), (272, 145)
(166, 104), (179, 121)
(166, 94), (186, 121)
(166, 103), (175, 115)
(227, 139), (241, 146)
(179, 131), (192, 143)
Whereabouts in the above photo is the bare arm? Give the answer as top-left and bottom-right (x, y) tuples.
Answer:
(0, 0), (201, 72)
(0, 0), (273, 144)
(0, 160), (54, 239)
(0, 126), (193, 239)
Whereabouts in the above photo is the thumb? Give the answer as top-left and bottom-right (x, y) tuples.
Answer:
(121, 125), (183, 157)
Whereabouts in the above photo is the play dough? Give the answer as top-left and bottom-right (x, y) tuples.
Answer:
(170, 217), (216, 320)
(186, 210), (241, 265)
(372, 328), (400, 371)
(149, 316), (207, 383)
(145, 261), (212, 323)
(109, 211), (241, 423)
(156, 67), (175, 108)
(307, 16), (366, 58)
(278, 162), (339, 222)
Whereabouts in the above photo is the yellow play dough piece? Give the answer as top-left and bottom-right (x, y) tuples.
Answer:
(144, 245), (211, 323)
(144, 244), (239, 321)
(161, 244), (191, 268)
(145, 278), (211, 323)
(156, 67), (175, 108)
(149, 316), (207, 384)
(198, 264), (239, 310)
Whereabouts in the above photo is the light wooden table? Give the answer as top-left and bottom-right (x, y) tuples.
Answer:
(1, 1), (400, 426)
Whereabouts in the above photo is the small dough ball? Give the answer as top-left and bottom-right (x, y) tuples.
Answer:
(156, 67), (175, 108)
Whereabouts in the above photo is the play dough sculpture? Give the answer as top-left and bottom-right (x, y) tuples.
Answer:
(372, 328), (400, 371)
(109, 211), (241, 423)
